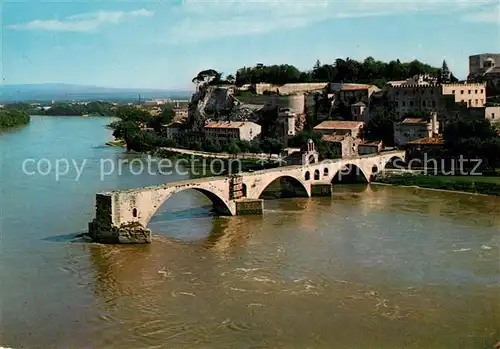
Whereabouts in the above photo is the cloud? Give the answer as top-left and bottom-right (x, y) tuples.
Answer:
(169, 0), (498, 42)
(9, 9), (154, 32)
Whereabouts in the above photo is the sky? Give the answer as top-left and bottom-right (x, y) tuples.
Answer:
(3, 0), (499, 90)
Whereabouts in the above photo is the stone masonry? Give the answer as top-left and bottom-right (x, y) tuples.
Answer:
(88, 150), (405, 244)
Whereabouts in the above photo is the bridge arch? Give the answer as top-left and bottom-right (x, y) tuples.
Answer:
(138, 186), (234, 227)
(331, 163), (369, 184)
(254, 174), (310, 199)
(384, 156), (406, 170)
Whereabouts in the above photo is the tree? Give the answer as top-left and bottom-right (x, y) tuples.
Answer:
(227, 140), (241, 154)
(112, 120), (140, 141)
(0, 109), (30, 129)
(149, 106), (174, 132)
(443, 119), (500, 168)
(288, 130), (323, 147)
(203, 138), (222, 153)
(260, 137), (283, 158)
(192, 69), (222, 86)
(312, 59), (322, 81)
(115, 107), (151, 124)
(437, 60), (453, 84)
(449, 72), (459, 83)
(230, 57), (441, 88)
(226, 74), (235, 84)
(367, 109), (398, 146)
(443, 119), (497, 148)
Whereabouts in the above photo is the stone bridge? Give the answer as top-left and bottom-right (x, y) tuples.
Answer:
(88, 150), (405, 244)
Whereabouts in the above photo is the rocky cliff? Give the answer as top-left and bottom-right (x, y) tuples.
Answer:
(187, 85), (271, 131)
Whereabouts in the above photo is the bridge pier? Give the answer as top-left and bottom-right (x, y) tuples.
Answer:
(87, 193), (152, 244)
(88, 220), (152, 244)
(311, 183), (333, 197)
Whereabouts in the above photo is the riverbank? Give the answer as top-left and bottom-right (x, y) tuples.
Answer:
(0, 110), (30, 130)
(374, 172), (500, 196)
(105, 139), (125, 147)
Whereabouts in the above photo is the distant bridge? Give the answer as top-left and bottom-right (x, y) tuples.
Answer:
(88, 149), (405, 244)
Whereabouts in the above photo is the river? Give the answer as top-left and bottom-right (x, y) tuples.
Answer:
(1, 115), (499, 349)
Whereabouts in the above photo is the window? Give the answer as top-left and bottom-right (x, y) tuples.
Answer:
(481, 89), (484, 93)
(402, 101), (406, 107)
(305, 171), (310, 180)
(475, 99), (478, 105)
(409, 101), (414, 107)
(324, 168), (329, 176)
(432, 101), (436, 107)
(314, 170), (320, 180)
(492, 113), (495, 119)
(452, 90), (455, 94)
(468, 90), (471, 94)
(475, 90), (478, 94)
(461, 90), (464, 94)
(422, 101), (426, 106)
(132, 208), (137, 218)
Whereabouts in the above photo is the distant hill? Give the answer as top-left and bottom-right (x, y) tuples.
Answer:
(0, 83), (194, 103)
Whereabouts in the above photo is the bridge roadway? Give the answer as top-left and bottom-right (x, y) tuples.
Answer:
(88, 150), (405, 244)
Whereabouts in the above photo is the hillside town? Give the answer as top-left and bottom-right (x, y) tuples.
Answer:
(112, 53), (499, 165)
(3, 53), (499, 165)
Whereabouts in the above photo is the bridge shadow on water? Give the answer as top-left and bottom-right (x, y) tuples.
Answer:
(42, 231), (93, 243)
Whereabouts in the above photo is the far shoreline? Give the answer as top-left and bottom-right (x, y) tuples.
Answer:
(371, 182), (495, 197)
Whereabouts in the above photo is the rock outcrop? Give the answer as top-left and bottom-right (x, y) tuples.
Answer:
(187, 85), (264, 131)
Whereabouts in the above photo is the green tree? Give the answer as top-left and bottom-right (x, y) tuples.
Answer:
(115, 106), (151, 124)
(203, 138), (222, 152)
(232, 56), (440, 87)
(367, 109), (397, 146)
(438, 60), (451, 84)
(192, 69), (222, 86)
(226, 74), (235, 84)
(288, 130), (323, 147)
(443, 119), (500, 168)
(260, 137), (283, 158)
(0, 109), (30, 129)
(235, 140), (252, 153)
(443, 119), (497, 149)
(149, 106), (174, 131)
(227, 140), (242, 154)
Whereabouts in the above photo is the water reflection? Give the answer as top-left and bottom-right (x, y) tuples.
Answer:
(201, 216), (256, 253)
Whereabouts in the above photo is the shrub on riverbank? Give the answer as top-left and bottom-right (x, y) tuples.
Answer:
(374, 173), (500, 196)
(0, 110), (30, 129)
